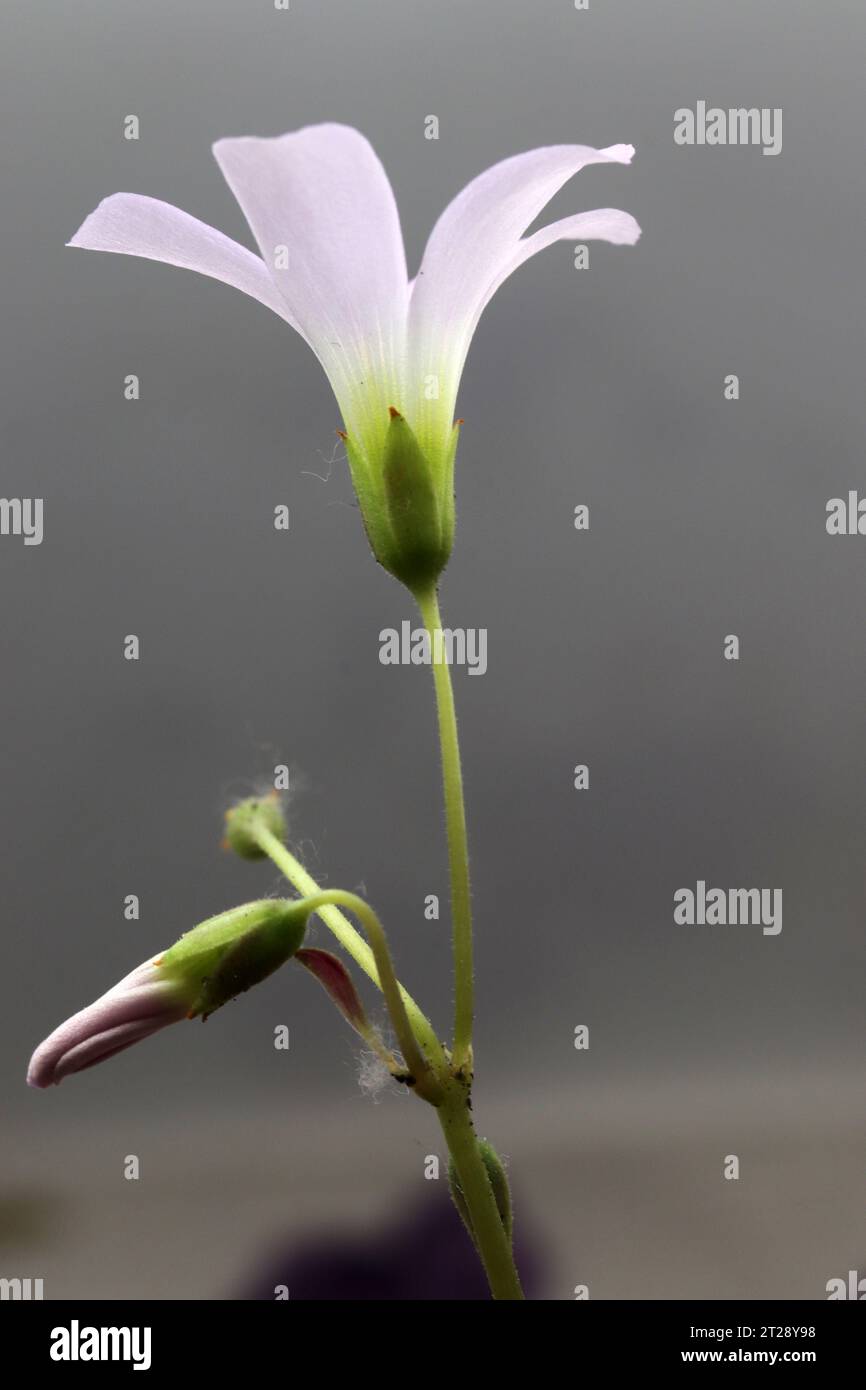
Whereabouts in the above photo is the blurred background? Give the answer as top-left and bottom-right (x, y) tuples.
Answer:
(1, 0), (864, 1299)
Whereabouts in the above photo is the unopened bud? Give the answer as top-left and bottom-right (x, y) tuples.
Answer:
(27, 896), (312, 1085)
(224, 794), (286, 859)
(448, 1138), (513, 1246)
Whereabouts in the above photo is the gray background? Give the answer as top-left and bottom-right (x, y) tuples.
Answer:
(1, 0), (864, 1298)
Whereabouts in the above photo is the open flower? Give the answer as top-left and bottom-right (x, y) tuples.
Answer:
(68, 123), (640, 589)
(27, 899), (310, 1087)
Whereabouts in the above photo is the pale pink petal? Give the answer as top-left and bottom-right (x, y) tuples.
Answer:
(27, 954), (187, 1088)
(49, 1016), (176, 1083)
(407, 144), (638, 432)
(501, 206), (641, 278)
(68, 193), (301, 329)
(213, 123), (409, 449)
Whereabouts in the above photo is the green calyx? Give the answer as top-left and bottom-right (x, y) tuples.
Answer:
(345, 408), (457, 594)
(159, 898), (310, 1020)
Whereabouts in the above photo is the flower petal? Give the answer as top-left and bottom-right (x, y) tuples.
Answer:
(26, 954), (186, 1088)
(499, 206), (641, 278)
(68, 193), (301, 328)
(48, 1015), (176, 1084)
(213, 123), (409, 450)
(407, 143), (638, 439)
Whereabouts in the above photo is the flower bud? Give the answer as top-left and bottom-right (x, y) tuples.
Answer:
(27, 898), (311, 1086)
(448, 1139), (513, 1246)
(224, 794), (286, 859)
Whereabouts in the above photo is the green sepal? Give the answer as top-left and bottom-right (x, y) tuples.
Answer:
(340, 408), (459, 594)
(380, 409), (450, 591)
(437, 419), (461, 561)
(343, 433), (395, 572)
(160, 899), (310, 1020)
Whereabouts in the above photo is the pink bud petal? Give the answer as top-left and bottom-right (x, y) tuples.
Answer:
(27, 955), (188, 1088)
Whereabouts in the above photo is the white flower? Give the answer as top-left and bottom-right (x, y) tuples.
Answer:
(69, 123), (639, 587)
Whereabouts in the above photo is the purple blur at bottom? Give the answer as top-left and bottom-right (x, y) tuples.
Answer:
(238, 1192), (542, 1301)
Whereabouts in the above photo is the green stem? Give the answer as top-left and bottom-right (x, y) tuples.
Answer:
(305, 890), (442, 1104)
(437, 1083), (524, 1300)
(252, 815), (523, 1297)
(414, 584), (474, 1071)
(251, 825), (447, 1079)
